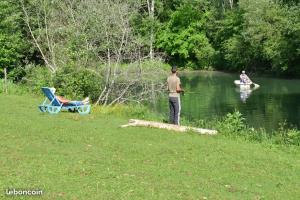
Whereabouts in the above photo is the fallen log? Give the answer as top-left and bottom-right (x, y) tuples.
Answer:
(121, 119), (217, 135)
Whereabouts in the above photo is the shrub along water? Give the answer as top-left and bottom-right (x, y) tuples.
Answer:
(192, 111), (300, 146)
(21, 60), (167, 105)
(94, 103), (300, 146)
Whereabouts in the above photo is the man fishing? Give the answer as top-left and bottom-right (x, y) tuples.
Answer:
(167, 66), (184, 125)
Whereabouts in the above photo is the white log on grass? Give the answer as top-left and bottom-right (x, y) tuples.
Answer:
(121, 119), (217, 135)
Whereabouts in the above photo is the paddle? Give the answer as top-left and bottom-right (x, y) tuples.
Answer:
(252, 83), (260, 88)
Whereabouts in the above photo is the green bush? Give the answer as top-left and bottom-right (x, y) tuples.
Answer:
(0, 79), (28, 95)
(23, 65), (102, 101)
(217, 111), (246, 136)
(23, 65), (53, 94)
(53, 66), (103, 102)
(191, 118), (218, 130)
(243, 128), (269, 143)
(215, 111), (300, 146)
(274, 122), (300, 146)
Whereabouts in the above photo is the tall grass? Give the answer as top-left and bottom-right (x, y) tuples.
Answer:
(0, 79), (29, 95)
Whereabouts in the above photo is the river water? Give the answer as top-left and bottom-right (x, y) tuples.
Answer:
(154, 71), (300, 131)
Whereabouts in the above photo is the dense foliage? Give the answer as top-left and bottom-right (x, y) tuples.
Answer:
(0, 0), (299, 97)
(154, 0), (300, 74)
(0, 1), (27, 80)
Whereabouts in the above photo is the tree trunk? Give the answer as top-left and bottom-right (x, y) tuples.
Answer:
(147, 0), (155, 59)
(229, 0), (233, 9)
(4, 67), (8, 94)
(222, 0), (225, 12)
(21, 0), (56, 73)
(151, 81), (155, 103)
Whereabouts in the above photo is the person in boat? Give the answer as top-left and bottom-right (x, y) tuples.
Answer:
(167, 66), (184, 125)
(240, 70), (252, 84)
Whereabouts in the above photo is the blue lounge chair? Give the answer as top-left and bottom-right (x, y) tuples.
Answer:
(38, 87), (91, 114)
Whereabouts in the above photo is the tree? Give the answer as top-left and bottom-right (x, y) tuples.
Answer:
(240, 0), (300, 74)
(22, 0), (166, 104)
(211, 0), (300, 74)
(0, 0), (28, 82)
(156, 1), (215, 69)
(147, 0), (155, 59)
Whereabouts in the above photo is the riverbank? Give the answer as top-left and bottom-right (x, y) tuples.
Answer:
(153, 70), (300, 132)
(1, 94), (300, 199)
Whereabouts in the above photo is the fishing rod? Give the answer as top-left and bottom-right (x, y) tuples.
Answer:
(163, 90), (202, 95)
(178, 91), (202, 96)
(183, 91), (202, 94)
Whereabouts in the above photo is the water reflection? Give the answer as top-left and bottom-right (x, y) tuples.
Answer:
(239, 88), (252, 103)
(235, 86), (259, 103)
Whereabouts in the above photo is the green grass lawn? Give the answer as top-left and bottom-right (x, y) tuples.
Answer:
(1, 95), (300, 200)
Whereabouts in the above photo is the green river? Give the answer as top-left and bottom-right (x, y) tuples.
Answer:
(154, 71), (300, 131)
